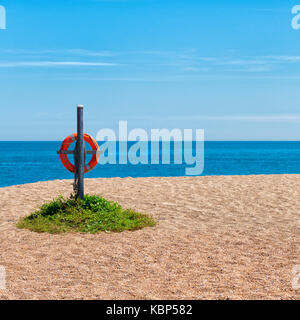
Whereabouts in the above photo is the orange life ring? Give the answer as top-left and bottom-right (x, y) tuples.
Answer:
(59, 133), (100, 173)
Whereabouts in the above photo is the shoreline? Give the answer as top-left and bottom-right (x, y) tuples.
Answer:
(1, 172), (300, 189)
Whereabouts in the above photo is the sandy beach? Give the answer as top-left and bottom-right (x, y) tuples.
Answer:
(0, 175), (299, 300)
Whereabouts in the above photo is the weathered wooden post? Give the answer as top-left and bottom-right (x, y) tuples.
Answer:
(76, 105), (85, 199)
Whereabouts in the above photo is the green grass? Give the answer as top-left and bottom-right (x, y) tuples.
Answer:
(17, 194), (156, 234)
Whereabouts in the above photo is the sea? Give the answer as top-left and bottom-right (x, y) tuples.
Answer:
(0, 141), (300, 188)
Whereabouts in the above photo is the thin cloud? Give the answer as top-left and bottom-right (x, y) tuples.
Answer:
(170, 114), (300, 122)
(224, 66), (272, 73)
(2, 49), (300, 76)
(0, 61), (117, 67)
(218, 59), (270, 65)
(262, 56), (300, 62)
(44, 49), (116, 57)
(0, 48), (116, 57)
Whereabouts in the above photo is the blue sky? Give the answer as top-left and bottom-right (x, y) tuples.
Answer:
(1, 0), (300, 140)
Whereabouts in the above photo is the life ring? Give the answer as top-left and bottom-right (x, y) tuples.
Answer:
(59, 133), (100, 173)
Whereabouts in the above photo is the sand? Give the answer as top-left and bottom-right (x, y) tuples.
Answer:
(0, 175), (299, 300)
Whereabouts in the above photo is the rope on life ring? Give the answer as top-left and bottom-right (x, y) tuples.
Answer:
(59, 133), (100, 174)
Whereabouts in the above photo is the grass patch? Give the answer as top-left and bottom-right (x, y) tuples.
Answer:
(17, 194), (156, 234)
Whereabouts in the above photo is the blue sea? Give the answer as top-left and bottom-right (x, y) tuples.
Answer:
(0, 141), (300, 188)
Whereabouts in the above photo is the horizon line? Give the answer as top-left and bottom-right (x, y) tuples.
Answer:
(1, 140), (300, 142)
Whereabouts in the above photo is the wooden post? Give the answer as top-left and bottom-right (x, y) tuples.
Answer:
(77, 105), (84, 199)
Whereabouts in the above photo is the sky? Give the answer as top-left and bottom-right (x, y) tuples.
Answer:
(1, 0), (300, 140)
